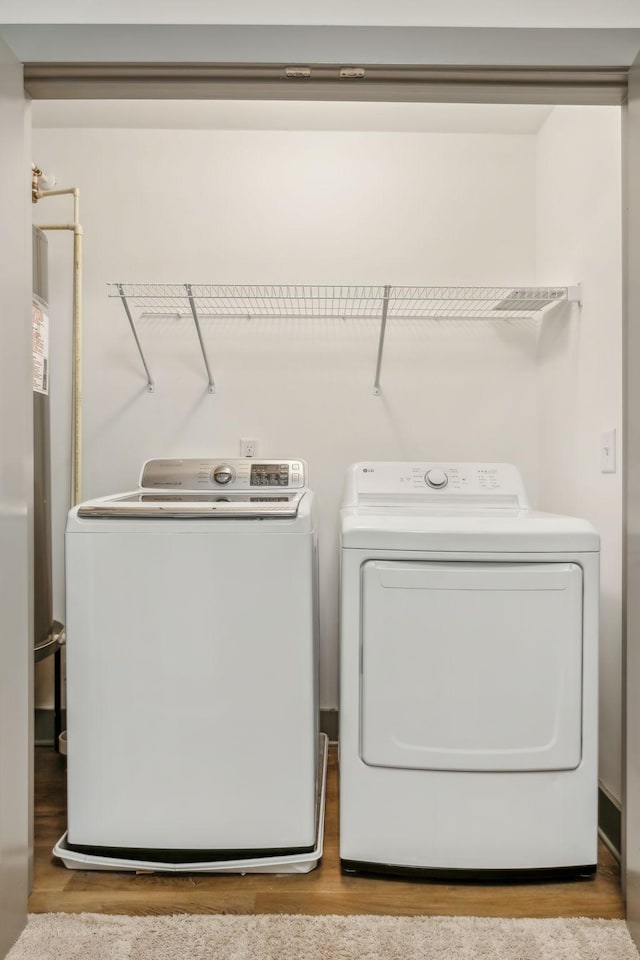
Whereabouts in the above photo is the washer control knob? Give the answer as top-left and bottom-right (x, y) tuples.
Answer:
(425, 468), (448, 489)
(213, 464), (234, 485)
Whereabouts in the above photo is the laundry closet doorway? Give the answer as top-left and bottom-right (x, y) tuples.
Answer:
(1, 11), (640, 956)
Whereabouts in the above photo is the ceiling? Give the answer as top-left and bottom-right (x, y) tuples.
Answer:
(3, 0), (640, 28)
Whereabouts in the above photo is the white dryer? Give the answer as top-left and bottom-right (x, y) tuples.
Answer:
(57, 458), (326, 874)
(339, 461), (599, 881)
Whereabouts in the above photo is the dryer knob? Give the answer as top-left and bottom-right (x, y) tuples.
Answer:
(425, 468), (448, 489)
(213, 465), (234, 485)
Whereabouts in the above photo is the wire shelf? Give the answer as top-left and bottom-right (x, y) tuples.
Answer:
(109, 282), (581, 394)
(109, 283), (578, 321)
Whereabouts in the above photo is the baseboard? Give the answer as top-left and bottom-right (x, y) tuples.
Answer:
(34, 707), (66, 746)
(320, 709), (338, 742)
(598, 785), (621, 862)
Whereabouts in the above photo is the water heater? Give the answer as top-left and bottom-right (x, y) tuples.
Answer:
(32, 225), (53, 649)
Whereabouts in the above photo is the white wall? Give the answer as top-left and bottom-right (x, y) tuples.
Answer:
(33, 125), (539, 709)
(536, 106), (623, 802)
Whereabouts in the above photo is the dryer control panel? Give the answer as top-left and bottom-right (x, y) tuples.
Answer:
(345, 462), (530, 508)
(139, 458), (306, 491)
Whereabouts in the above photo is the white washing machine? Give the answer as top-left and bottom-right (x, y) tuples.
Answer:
(339, 461), (599, 881)
(56, 458), (326, 874)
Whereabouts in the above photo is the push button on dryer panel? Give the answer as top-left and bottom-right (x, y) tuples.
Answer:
(425, 468), (449, 489)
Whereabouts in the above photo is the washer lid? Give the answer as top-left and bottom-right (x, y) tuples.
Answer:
(78, 491), (303, 520)
(341, 507), (599, 552)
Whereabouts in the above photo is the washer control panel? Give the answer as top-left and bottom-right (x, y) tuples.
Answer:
(140, 458), (306, 491)
(350, 462), (529, 506)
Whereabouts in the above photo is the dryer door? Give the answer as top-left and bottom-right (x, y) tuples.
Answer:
(360, 561), (583, 772)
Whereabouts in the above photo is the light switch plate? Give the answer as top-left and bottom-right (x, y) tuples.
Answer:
(601, 429), (616, 473)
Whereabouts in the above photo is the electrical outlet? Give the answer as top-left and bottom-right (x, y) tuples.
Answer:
(240, 438), (258, 458)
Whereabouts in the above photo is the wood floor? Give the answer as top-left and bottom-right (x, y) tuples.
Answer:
(31, 745), (624, 918)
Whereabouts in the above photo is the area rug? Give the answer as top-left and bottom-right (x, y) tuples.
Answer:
(6, 913), (639, 960)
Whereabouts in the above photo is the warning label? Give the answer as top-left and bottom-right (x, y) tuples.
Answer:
(33, 296), (49, 396)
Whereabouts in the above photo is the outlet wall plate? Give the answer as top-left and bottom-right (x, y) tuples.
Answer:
(240, 438), (258, 458)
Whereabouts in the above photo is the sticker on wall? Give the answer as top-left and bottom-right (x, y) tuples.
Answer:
(33, 295), (49, 395)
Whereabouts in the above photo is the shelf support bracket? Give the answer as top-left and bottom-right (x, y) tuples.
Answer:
(373, 284), (391, 396)
(117, 284), (155, 393)
(185, 284), (216, 394)
(567, 284), (582, 306)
